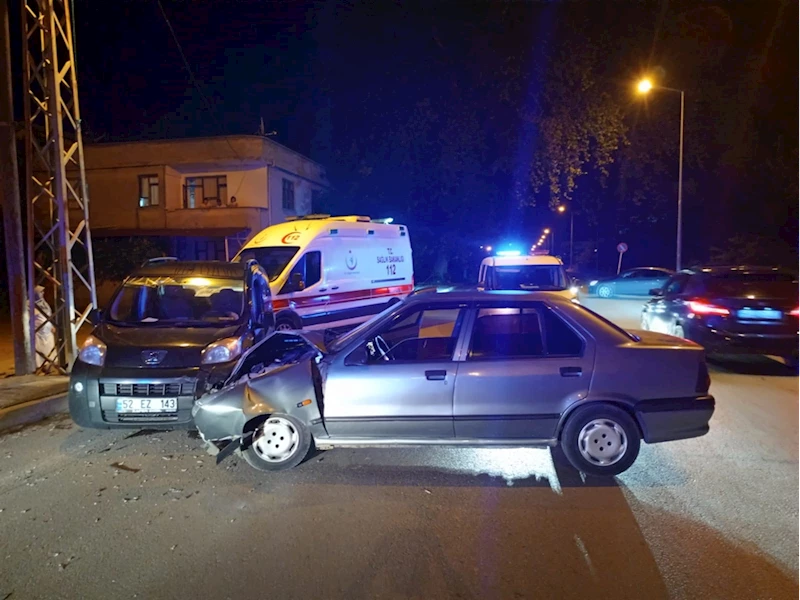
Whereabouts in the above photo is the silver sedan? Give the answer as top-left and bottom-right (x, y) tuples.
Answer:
(192, 290), (715, 476)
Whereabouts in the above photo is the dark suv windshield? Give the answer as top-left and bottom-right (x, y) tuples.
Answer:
(491, 265), (568, 290)
(237, 247), (299, 281)
(108, 275), (245, 326)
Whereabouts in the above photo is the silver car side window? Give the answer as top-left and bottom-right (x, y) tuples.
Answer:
(369, 307), (464, 363)
(468, 307), (545, 359)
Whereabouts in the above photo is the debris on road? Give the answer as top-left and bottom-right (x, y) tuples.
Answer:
(110, 462), (140, 473)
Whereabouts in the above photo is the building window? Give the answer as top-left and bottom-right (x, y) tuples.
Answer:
(139, 175), (159, 207)
(282, 178), (295, 211)
(184, 175), (228, 209)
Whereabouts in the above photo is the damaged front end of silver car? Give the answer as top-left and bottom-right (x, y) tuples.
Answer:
(192, 332), (327, 464)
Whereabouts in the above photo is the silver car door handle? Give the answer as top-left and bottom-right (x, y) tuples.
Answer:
(560, 366), (582, 377)
(425, 370), (447, 381)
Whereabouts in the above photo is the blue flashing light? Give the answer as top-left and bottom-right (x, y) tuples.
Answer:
(496, 250), (521, 257)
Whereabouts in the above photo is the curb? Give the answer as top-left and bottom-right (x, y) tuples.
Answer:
(0, 394), (68, 433)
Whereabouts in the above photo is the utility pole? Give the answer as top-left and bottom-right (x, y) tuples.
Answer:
(22, 0), (97, 373)
(0, 0), (33, 374)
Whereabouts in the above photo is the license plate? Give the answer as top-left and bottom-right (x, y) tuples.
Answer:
(737, 309), (782, 320)
(116, 398), (178, 413)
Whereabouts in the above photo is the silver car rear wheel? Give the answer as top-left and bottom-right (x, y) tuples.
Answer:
(559, 404), (641, 476)
(577, 419), (628, 466)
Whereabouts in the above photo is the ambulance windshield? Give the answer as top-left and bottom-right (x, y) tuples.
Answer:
(237, 247), (299, 281)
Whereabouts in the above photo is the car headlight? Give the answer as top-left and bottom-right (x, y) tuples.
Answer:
(589, 280), (599, 286)
(78, 335), (107, 367)
(201, 336), (244, 365)
(569, 286), (579, 295)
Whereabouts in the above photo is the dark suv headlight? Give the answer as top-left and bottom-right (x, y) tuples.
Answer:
(78, 335), (107, 367)
(201, 336), (244, 365)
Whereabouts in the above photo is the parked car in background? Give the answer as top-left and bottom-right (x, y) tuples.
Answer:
(193, 289), (714, 477)
(566, 267), (603, 289)
(588, 267), (673, 298)
(641, 266), (799, 365)
(69, 259), (275, 429)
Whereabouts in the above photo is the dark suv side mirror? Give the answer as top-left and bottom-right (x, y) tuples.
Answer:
(89, 308), (103, 325)
(649, 288), (663, 296)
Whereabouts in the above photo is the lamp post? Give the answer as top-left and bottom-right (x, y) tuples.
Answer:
(636, 77), (685, 271)
(557, 205), (574, 268)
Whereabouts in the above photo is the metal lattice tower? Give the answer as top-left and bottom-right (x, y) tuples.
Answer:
(22, 0), (96, 373)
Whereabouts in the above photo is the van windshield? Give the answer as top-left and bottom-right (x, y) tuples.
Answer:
(107, 276), (244, 327)
(237, 247), (299, 281)
(490, 265), (568, 291)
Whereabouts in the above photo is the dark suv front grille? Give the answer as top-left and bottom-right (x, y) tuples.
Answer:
(100, 382), (195, 397)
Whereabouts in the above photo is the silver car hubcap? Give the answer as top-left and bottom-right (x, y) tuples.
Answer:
(276, 322), (294, 331)
(598, 286), (611, 298)
(253, 417), (299, 463)
(578, 419), (628, 466)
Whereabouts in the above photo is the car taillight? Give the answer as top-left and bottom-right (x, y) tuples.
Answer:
(696, 359), (711, 394)
(688, 300), (730, 316)
(790, 308), (799, 317)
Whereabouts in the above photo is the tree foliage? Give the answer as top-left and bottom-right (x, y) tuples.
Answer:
(528, 43), (628, 208)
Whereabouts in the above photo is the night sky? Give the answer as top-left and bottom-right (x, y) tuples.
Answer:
(17, 0), (798, 279)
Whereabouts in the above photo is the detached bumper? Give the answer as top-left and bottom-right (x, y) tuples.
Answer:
(635, 395), (715, 444)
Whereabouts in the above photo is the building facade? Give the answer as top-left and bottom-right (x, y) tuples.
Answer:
(76, 135), (328, 261)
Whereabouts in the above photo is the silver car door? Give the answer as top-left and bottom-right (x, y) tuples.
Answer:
(323, 304), (467, 439)
(453, 302), (595, 440)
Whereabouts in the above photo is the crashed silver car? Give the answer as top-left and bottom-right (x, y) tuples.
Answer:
(192, 290), (715, 476)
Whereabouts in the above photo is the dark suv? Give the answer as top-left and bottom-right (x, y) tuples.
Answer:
(69, 258), (275, 429)
(641, 266), (798, 364)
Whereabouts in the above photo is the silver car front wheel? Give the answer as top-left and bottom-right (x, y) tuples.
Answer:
(242, 414), (312, 472)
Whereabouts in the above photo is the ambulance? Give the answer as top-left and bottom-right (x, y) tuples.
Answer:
(478, 250), (579, 301)
(235, 215), (414, 331)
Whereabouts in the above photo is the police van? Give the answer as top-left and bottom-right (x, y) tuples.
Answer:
(235, 215), (414, 331)
(478, 250), (578, 301)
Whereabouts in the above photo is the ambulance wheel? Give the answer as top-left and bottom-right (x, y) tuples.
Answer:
(276, 313), (302, 331)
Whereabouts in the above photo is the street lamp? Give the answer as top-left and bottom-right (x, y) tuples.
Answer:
(636, 76), (685, 271)
(556, 205), (574, 268)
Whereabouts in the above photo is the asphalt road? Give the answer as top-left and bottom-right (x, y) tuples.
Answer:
(1, 297), (797, 599)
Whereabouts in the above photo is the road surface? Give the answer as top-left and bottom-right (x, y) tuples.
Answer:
(0, 298), (797, 599)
